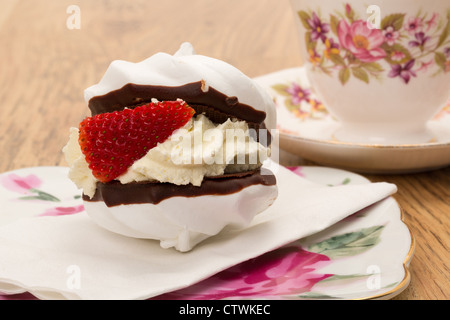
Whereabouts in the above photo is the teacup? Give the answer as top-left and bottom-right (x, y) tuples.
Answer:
(289, 0), (450, 144)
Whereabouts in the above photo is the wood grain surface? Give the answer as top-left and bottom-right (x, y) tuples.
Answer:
(0, 0), (448, 300)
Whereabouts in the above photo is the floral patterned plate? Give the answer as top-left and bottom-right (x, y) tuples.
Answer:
(254, 67), (450, 174)
(0, 166), (84, 227)
(0, 166), (413, 300)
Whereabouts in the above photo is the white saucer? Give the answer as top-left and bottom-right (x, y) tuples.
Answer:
(254, 67), (450, 174)
(0, 166), (413, 300)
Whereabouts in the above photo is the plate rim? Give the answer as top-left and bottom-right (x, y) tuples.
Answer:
(279, 127), (450, 150)
(282, 166), (416, 300)
(359, 200), (415, 300)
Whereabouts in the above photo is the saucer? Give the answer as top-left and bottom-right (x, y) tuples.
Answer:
(254, 67), (450, 174)
(0, 166), (413, 300)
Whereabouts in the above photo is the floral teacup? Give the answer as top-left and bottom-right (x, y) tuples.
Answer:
(289, 0), (450, 144)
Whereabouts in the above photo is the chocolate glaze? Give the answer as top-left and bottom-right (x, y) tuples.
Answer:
(88, 81), (266, 124)
(83, 168), (276, 207)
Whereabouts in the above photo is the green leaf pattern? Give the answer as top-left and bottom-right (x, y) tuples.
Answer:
(296, 225), (388, 297)
(380, 13), (405, 31)
(18, 188), (61, 202)
(308, 226), (385, 259)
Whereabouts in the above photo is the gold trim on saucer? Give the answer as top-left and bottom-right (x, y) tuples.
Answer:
(358, 199), (415, 300)
(325, 133), (441, 149)
(330, 134), (438, 148)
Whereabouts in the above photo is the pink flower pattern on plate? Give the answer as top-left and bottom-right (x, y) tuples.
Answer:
(271, 81), (327, 120)
(156, 246), (332, 300)
(286, 166), (305, 177)
(0, 173), (42, 195)
(285, 82), (311, 105)
(383, 26), (400, 46)
(404, 17), (423, 35)
(0, 173), (60, 202)
(39, 205), (85, 217)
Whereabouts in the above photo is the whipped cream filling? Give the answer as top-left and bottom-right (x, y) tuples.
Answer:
(63, 114), (270, 198)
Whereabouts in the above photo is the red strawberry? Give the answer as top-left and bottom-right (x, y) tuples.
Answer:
(78, 100), (195, 183)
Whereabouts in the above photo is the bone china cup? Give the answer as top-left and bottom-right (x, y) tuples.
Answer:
(289, 0), (450, 144)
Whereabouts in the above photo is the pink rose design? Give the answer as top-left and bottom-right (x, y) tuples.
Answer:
(0, 292), (37, 300)
(286, 166), (305, 178)
(338, 19), (386, 62)
(155, 246), (332, 300)
(39, 205), (84, 217)
(0, 173), (41, 194)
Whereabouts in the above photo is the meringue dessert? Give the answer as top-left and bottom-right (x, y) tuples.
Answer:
(63, 42), (278, 252)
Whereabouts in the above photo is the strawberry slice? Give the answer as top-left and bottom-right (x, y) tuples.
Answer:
(78, 100), (195, 183)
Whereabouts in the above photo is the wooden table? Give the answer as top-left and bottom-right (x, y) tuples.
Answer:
(0, 0), (448, 300)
